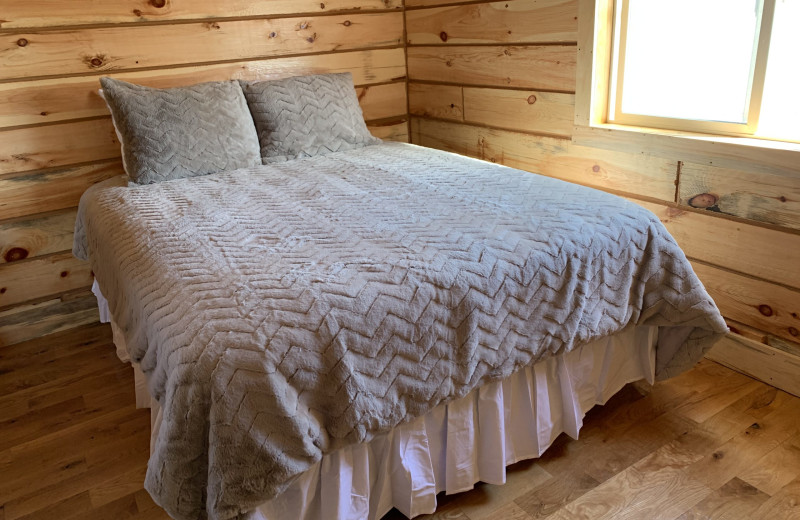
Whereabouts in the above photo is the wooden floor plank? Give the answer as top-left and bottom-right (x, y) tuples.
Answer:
(751, 477), (800, 519)
(685, 397), (800, 491)
(738, 433), (800, 496)
(675, 477), (770, 520)
(546, 457), (711, 520)
(441, 460), (552, 520)
(2, 324), (800, 520)
(513, 469), (601, 519)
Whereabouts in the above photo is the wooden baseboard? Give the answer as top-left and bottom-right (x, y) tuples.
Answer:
(706, 332), (800, 398)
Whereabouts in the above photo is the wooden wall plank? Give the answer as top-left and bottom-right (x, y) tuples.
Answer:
(573, 124), (800, 179)
(0, 209), (77, 264)
(0, 121), (119, 177)
(410, 117), (677, 200)
(408, 83), (464, 120)
(691, 262), (800, 344)
(357, 82), (408, 121)
(368, 120), (410, 141)
(407, 45), (577, 91)
(406, 0), (578, 45)
(407, 0), (482, 6)
(0, 162), (122, 221)
(0, 0), (402, 29)
(409, 83), (575, 136)
(724, 319), (800, 358)
(706, 333), (800, 398)
(0, 80), (405, 176)
(0, 294), (99, 347)
(679, 162), (800, 231)
(0, 13), (404, 81)
(633, 201), (800, 290)
(0, 252), (93, 309)
(0, 48), (407, 128)
(463, 87), (574, 137)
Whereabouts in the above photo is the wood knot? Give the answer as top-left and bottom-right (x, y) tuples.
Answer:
(527, 94), (537, 105)
(439, 31), (448, 42)
(306, 33), (316, 43)
(779, 195), (787, 202)
(320, 2), (325, 8)
(90, 57), (104, 68)
(758, 304), (773, 316)
(688, 193), (718, 209)
(299, 21), (309, 30)
(132, 9), (143, 16)
(750, 423), (761, 429)
(62, 460), (81, 470)
(445, 60), (453, 67)
(503, 49), (511, 56)
(269, 31), (277, 38)
(712, 451), (724, 460)
(150, 0), (166, 7)
(205, 22), (221, 30)
(449, 103), (455, 108)
(40, 111), (48, 116)
(60, 271), (69, 278)
(17, 38), (28, 47)
(343, 20), (351, 26)
(3, 247), (28, 262)
(592, 164), (601, 173)
(0, 287), (6, 294)
(789, 326), (799, 337)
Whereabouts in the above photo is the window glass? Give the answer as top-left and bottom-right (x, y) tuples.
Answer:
(757, 0), (800, 141)
(619, 0), (761, 123)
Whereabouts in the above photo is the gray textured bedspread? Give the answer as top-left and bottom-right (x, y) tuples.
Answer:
(73, 142), (726, 520)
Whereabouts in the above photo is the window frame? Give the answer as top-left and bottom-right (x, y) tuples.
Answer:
(609, 0), (776, 137)
(572, 0), (800, 177)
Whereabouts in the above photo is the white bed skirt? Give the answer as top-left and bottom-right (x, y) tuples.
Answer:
(93, 281), (657, 520)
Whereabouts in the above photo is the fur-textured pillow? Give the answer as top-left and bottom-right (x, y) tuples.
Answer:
(239, 73), (380, 164)
(100, 77), (261, 184)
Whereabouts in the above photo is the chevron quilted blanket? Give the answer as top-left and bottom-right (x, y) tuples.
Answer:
(74, 142), (727, 520)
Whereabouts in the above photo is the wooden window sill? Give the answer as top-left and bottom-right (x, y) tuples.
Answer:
(572, 123), (800, 178)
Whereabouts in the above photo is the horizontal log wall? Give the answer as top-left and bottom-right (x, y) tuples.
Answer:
(0, 1), (409, 346)
(4, 0), (799, 389)
(405, 0), (800, 390)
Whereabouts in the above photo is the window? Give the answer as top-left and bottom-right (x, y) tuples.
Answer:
(608, 0), (800, 143)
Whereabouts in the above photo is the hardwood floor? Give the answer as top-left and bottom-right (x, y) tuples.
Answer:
(2, 323), (799, 520)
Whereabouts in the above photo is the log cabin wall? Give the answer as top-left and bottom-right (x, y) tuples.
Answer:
(405, 0), (800, 395)
(0, 0), (409, 345)
(1, 0), (798, 397)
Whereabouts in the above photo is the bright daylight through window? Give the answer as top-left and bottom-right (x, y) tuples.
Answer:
(608, 0), (800, 143)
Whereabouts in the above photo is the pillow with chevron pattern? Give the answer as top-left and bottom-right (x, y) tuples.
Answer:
(239, 72), (380, 164)
(100, 77), (262, 185)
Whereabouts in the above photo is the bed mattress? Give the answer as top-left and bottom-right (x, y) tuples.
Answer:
(73, 142), (727, 520)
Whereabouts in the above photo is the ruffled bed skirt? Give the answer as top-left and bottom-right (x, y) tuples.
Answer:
(93, 281), (657, 520)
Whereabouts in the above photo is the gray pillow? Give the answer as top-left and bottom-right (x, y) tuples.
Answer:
(100, 77), (261, 184)
(239, 73), (380, 164)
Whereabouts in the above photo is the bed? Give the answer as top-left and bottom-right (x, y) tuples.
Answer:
(73, 73), (727, 520)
